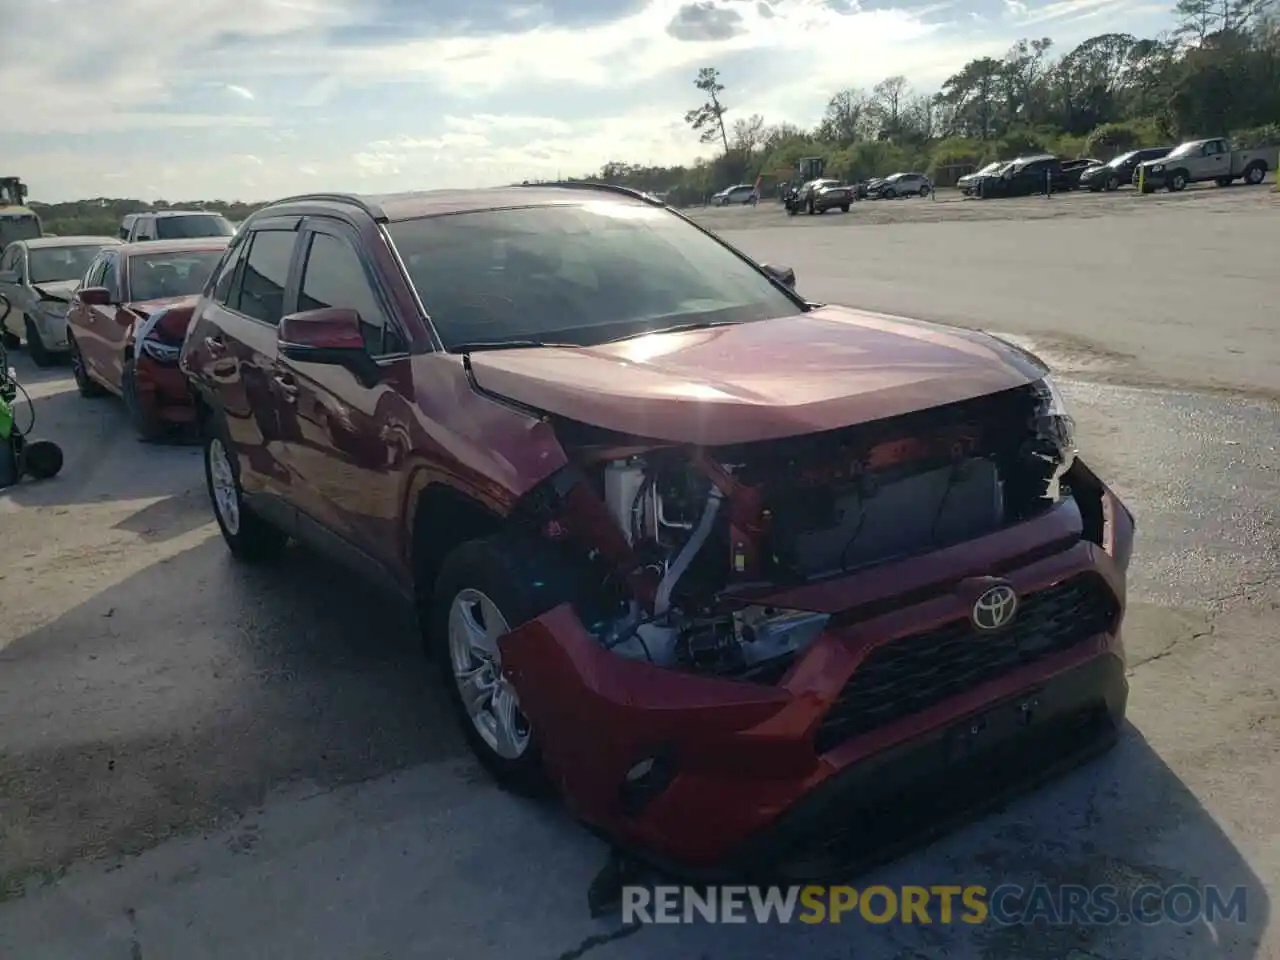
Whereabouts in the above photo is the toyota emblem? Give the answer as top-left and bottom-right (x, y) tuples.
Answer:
(971, 584), (1018, 632)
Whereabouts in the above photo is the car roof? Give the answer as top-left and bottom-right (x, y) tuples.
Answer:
(264, 185), (659, 224)
(116, 237), (231, 256)
(141, 209), (229, 219)
(24, 235), (121, 249)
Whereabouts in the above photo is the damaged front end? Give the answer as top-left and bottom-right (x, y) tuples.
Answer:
(506, 378), (1081, 677)
(494, 377), (1132, 869)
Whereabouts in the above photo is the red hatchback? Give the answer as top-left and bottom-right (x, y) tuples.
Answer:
(67, 238), (229, 439)
(179, 185), (1134, 883)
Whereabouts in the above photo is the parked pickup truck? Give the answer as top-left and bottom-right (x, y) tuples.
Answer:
(1137, 137), (1277, 192)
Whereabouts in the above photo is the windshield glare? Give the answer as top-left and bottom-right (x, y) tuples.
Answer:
(29, 244), (113, 285)
(386, 201), (800, 350)
(154, 215), (235, 240)
(127, 250), (225, 302)
(1167, 142), (1198, 160)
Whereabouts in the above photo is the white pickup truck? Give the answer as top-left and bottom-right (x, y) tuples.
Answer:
(1137, 137), (1277, 192)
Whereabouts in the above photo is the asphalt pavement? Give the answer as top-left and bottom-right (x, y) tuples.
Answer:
(1, 190), (1278, 959)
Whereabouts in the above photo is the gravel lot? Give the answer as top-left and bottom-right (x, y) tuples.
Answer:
(1, 188), (1277, 960)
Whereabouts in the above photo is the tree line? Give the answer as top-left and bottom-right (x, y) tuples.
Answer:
(577, 1), (1280, 203)
(31, 199), (265, 240)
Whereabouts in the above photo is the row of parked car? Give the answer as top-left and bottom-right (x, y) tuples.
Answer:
(956, 137), (1277, 199)
(784, 172), (934, 215)
(0, 210), (237, 446)
(0, 180), (1139, 885)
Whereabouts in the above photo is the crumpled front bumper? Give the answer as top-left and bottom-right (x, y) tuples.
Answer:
(498, 465), (1135, 876)
(135, 355), (196, 423)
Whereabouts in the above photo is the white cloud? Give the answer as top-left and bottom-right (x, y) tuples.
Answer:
(2, 0), (1174, 201)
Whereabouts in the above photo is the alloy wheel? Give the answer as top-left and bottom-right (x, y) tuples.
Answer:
(447, 588), (531, 760)
(208, 437), (241, 535)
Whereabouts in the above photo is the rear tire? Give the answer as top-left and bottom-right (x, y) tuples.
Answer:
(430, 537), (580, 798)
(840, 204), (850, 213)
(68, 335), (105, 397)
(1244, 163), (1266, 185)
(203, 414), (288, 562)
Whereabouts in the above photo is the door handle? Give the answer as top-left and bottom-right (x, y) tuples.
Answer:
(273, 371), (298, 401)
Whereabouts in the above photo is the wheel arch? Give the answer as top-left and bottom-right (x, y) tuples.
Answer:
(409, 481), (507, 613)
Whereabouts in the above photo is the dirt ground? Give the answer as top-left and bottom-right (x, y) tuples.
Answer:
(0, 188), (1278, 959)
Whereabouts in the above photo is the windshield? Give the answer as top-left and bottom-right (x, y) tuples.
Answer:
(386, 201), (801, 350)
(154, 214), (235, 240)
(976, 162), (1002, 175)
(0, 215), (42, 246)
(126, 250), (225, 302)
(29, 244), (114, 285)
(1166, 142), (1199, 160)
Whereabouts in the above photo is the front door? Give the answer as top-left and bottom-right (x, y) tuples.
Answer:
(276, 219), (412, 571)
(196, 219), (302, 505)
(77, 251), (128, 391)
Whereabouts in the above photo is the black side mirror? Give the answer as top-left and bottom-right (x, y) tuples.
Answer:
(762, 263), (796, 288)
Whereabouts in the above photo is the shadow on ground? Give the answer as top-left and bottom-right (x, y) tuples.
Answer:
(0, 536), (463, 900)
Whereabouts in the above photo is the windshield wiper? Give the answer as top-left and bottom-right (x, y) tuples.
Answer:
(450, 339), (582, 353)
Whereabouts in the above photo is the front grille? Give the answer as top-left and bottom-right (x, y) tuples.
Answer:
(813, 576), (1118, 753)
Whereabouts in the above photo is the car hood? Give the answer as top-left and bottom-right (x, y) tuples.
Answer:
(466, 305), (1048, 446)
(31, 279), (80, 302)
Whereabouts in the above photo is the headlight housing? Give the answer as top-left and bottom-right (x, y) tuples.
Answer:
(1030, 376), (1076, 499)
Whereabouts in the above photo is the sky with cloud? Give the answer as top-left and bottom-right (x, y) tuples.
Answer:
(4, 0), (1175, 203)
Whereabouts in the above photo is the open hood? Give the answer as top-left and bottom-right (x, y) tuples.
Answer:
(466, 305), (1049, 446)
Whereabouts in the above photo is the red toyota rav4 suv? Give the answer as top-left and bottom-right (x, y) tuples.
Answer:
(179, 184), (1134, 882)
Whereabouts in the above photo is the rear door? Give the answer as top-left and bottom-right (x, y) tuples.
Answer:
(278, 217), (412, 570)
(196, 218), (303, 506)
(0, 244), (23, 338)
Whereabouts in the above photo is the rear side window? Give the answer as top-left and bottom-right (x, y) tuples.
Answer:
(297, 231), (402, 354)
(233, 229), (294, 325)
(211, 236), (249, 304)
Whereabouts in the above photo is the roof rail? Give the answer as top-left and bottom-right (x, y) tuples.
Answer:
(261, 192), (385, 219)
(515, 180), (664, 206)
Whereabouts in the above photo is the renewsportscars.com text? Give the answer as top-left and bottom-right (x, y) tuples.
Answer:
(621, 883), (1249, 926)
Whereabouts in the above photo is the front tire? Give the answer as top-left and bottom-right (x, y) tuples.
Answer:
(1168, 171), (1187, 192)
(23, 319), (55, 368)
(68, 334), (106, 397)
(203, 416), (288, 562)
(431, 537), (577, 797)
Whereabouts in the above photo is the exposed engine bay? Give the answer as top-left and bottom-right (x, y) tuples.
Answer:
(522, 380), (1078, 679)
